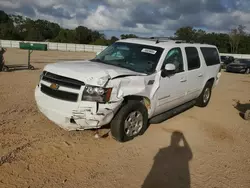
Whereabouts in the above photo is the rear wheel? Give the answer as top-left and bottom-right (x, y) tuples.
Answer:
(196, 82), (213, 107)
(244, 110), (250, 120)
(110, 100), (148, 142)
(29, 65), (35, 70)
(2, 66), (9, 72)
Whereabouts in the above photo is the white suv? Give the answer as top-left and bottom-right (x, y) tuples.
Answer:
(35, 38), (221, 142)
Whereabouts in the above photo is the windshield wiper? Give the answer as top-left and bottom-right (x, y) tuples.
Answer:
(90, 58), (105, 63)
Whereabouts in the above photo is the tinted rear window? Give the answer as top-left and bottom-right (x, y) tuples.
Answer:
(200, 47), (220, 66)
(185, 47), (201, 70)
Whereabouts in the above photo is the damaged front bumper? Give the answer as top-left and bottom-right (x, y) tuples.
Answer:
(35, 86), (122, 131)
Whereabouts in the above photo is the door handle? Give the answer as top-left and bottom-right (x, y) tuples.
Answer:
(180, 78), (187, 82)
(198, 74), (203, 77)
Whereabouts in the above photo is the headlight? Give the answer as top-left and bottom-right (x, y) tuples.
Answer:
(82, 85), (112, 103)
(38, 71), (45, 86)
(39, 71), (46, 81)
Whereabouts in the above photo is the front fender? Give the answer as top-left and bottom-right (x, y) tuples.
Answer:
(107, 73), (161, 118)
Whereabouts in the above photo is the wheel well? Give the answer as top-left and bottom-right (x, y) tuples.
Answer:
(123, 95), (151, 109)
(207, 78), (215, 85)
(124, 95), (144, 102)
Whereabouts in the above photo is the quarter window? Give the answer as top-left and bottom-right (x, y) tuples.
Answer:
(185, 47), (200, 70)
(200, 47), (220, 66)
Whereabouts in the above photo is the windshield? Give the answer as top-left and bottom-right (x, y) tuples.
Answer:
(91, 42), (164, 74)
(234, 59), (250, 65)
(241, 59), (250, 65)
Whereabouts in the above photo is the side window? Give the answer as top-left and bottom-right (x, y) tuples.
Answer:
(185, 47), (200, 70)
(200, 47), (220, 66)
(162, 48), (184, 73)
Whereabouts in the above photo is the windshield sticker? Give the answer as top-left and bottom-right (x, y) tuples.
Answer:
(141, 48), (157, 55)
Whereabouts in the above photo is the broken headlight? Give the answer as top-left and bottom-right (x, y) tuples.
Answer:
(82, 85), (112, 103)
(39, 71), (45, 81)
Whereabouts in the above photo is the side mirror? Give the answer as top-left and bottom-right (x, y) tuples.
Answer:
(165, 63), (176, 71)
(161, 63), (176, 77)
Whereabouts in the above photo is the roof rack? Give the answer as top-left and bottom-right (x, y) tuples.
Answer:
(135, 37), (188, 44)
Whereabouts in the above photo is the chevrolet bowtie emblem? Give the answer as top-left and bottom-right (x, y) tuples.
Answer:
(50, 83), (59, 90)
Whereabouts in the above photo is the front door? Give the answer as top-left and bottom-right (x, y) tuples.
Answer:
(154, 47), (188, 116)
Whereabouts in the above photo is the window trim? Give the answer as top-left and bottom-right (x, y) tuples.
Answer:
(161, 47), (184, 74)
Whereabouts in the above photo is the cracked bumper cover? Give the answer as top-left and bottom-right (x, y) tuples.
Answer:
(35, 86), (122, 131)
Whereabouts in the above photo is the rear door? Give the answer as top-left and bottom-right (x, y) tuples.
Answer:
(184, 47), (204, 101)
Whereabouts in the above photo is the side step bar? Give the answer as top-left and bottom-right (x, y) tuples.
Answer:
(149, 100), (196, 124)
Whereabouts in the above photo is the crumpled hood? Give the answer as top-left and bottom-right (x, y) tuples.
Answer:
(44, 60), (145, 86)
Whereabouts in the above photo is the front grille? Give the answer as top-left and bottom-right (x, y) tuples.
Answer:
(41, 84), (79, 102)
(42, 71), (85, 89)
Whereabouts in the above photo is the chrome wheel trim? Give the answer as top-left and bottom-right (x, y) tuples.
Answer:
(124, 111), (143, 137)
(203, 87), (210, 104)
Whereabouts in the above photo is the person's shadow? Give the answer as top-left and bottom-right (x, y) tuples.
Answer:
(141, 131), (193, 188)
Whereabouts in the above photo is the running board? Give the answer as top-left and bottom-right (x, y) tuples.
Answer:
(149, 100), (196, 124)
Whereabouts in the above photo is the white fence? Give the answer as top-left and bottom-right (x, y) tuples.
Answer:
(219, 53), (250, 59)
(0, 39), (107, 53)
(1, 39), (250, 59)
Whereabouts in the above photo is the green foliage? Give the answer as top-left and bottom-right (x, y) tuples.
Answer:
(0, 10), (250, 53)
(91, 38), (110, 45)
(174, 26), (249, 54)
(120, 34), (138, 39)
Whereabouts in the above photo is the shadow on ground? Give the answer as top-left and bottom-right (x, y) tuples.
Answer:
(233, 100), (250, 119)
(141, 131), (193, 188)
(2, 66), (40, 72)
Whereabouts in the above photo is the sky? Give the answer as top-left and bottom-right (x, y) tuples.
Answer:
(0, 0), (250, 38)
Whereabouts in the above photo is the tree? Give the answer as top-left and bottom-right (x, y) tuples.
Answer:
(1, 10), (250, 54)
(53, 29), (76, 43)
(229, 25), (246, 53)
(175, 27), (196, 42)
(0, 10), (19, 40)
(120, 34), (138, 39)
(0, 10), (10, 23)
(110, 36), (119, 44)
(91, 30), (105, 42)
(75, 26), (92, 44)
(91, 38), (110, 45)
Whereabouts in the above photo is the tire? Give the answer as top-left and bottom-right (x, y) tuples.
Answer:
(2, 66), (9, 72)
(196, 81), (213, 107)
(110, 100), (148, 142)
(245, 68), (250, 74)
(244, 110), (250, 120)
(29, 65), (35, 70)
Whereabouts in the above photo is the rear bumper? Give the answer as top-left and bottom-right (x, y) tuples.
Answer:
(35, 86), (122, 131)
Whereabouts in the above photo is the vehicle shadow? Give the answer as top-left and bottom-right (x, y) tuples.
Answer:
(141, 131), (193, 188)
(233, 100), (250, 119)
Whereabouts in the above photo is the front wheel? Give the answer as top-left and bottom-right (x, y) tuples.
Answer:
(110, 101), (148, 142)
(245, 68), (250, 74)
(196, 82), (213, 107)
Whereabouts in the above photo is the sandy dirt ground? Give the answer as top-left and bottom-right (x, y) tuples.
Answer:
(0, 48), (250, 188)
